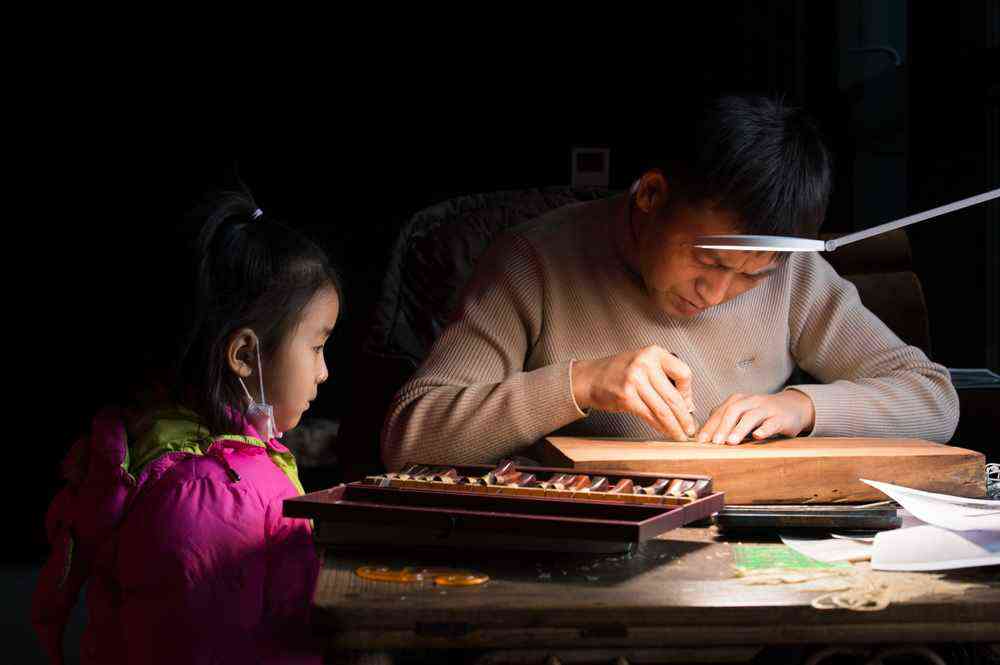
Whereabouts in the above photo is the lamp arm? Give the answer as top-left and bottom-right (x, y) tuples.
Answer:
(824, 188), (1000, 252)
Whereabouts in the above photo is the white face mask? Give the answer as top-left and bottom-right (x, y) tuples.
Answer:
(237, 334), (281, 440)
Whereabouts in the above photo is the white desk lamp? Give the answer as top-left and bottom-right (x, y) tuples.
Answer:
(694, 188), (1000, 252)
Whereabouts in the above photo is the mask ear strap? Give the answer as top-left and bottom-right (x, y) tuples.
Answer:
(238, 376), (255, 404)
(254, 338), (266, 404)
(236, 332), (266, 405)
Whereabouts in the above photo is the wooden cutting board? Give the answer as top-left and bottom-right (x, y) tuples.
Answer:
(537, 437), (986, 504)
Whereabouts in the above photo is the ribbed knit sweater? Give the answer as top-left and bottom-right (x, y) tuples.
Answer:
(381, 195), (959, 470)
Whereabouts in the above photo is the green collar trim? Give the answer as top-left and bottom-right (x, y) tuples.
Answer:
(128, 409), (303, 494)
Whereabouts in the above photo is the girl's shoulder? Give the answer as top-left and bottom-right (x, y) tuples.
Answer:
(125, 406), (302, 512)
(139, 438), (300, 507)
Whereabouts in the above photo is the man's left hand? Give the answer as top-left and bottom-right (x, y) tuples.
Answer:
(696, 390), (815, 445)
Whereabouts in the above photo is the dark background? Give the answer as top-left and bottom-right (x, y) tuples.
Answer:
(18, 1), (1000, 567)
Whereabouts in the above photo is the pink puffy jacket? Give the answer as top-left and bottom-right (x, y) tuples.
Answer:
(32, 407), (322, 664)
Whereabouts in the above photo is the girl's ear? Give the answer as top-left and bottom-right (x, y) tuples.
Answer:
(226, 328), (257, 378)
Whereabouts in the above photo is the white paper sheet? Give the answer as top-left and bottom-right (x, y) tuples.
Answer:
(860, 479), (1000, 532)
(780, 534), (873, 563)
(871, 524), (1000, 571)
(830, 532), (876, 543)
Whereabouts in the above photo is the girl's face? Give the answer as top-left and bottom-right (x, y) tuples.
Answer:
(264, 286), (340, 434)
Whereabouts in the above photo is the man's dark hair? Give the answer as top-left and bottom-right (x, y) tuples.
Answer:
(665, 95), (833, 236)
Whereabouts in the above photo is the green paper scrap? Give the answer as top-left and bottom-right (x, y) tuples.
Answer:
(733, 544), (851, 570)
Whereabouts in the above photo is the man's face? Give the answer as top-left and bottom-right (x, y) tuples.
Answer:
(637, 201), (779, 317)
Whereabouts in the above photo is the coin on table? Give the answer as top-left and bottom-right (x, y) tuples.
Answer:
(433, 572), (490, 587)
(354, 566), (422, 583)
(404, 567), (460, 579)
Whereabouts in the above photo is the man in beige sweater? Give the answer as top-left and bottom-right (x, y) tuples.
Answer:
(381, 96), (959, 470)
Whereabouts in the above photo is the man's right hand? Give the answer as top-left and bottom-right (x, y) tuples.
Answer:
(571, 346), (696, 441)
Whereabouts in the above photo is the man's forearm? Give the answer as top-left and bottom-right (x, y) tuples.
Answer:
(380, 360), (587, 470)
(788, 361), (959, 442)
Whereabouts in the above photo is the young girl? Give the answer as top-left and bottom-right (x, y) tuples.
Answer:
(32, 190), (342, 664)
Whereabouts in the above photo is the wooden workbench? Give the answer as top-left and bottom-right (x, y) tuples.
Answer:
(312, 526), (1000, 662)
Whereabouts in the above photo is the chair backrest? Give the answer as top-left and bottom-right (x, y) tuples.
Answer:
(368, 206), (931, 364)
(337, 187), (613, 480)
(822, 229), (931, 356)
(365, 187), (615, 366)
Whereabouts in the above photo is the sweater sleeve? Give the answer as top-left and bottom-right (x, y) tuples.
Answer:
(785, 253), (959, 442)
(381, 232), (587, 470)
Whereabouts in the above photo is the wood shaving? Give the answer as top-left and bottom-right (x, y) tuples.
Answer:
(736, 566), (986, 612)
